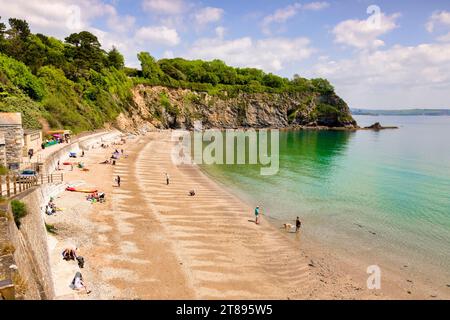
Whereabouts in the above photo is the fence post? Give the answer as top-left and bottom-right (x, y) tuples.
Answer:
(19, 178), (22, 192)
(41, 174), (43, 185)
(13, 176), (17, 195)
(6, 175), (10, 198)
(51, 174), (53, 183)
(0, 175), (3, 197)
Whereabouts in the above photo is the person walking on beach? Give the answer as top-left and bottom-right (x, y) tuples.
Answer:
(165, 172), (170, 185)
(116, 175), (121, 187)
(296, 217), (302, 232)
(255, 206), (261, 225)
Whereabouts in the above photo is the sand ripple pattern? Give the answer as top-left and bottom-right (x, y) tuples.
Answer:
(132, 133), (315, 299)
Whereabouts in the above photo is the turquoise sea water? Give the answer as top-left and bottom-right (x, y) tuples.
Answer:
(199, 116), (450, 283)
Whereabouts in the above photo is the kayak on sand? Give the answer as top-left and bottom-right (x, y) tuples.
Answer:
(66, 187), (98, 193)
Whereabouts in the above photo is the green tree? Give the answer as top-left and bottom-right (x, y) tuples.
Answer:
(262, 73), (284, 88)
(0, 16), (6, 40)
(0, 17), (6, 52)
(65, 31), (104, 74)
(311, 78), (334, 94)
(107, 47), (124, 69)
(137, 52), (163, 82)
(7, 18), (30, 39)
(4, 18), (31, 62)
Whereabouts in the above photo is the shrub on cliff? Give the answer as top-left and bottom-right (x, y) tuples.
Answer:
(11, 200), (28, 228)
(0, 165), (8, 175)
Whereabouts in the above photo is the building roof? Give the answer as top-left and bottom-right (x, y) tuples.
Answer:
(0, 113), (22, 126)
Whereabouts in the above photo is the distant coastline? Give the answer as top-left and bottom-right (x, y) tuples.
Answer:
(351, 108), (450, 116)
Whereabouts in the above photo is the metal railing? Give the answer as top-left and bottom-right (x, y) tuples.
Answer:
(0, 173), (64, 198)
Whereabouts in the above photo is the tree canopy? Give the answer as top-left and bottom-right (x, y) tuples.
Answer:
(0, 16), (337, 132)
(136, 53), (334, 95)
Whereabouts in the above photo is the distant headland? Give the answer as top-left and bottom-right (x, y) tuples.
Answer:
(351, 108), (450, 116)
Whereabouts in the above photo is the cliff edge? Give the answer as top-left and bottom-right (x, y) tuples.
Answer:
(115, 85), (357, 131)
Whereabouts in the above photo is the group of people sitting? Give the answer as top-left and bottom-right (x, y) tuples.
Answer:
(112, 149), (125, 159)
(86, 191), (105, 203)
(62, 246), (90, 294)
(45, 198), (57, 216)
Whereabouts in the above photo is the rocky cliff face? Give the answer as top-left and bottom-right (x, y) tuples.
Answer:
(116, 85), (356, 131)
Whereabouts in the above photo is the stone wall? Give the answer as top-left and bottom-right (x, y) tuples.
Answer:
(0, 191), (54, 300)
(0, 113), (24, 170)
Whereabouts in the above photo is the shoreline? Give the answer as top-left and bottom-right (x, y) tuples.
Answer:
(45, 130), (448, 300)
(197, 165), (440, 300)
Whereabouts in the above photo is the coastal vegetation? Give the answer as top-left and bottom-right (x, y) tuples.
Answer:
(0, 16), (353, 133)
(11, 199), (28, 228)
(0, 165), (8, 175)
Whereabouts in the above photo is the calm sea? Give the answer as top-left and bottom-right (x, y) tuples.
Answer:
(199, 116), (450, 285)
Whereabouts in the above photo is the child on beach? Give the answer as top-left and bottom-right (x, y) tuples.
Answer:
(255, 206), (261, 225)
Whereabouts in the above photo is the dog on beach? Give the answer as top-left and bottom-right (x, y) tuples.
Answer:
(283, 223), (294, 231)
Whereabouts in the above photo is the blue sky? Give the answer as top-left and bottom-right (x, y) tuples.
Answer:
(1, 0), (450, 108)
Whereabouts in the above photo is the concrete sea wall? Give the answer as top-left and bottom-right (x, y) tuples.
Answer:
(0, 130), (123, 299)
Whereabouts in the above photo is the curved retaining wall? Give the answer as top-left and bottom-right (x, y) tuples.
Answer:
(42, 131), (122, 175)
(0, 130), (123, 299)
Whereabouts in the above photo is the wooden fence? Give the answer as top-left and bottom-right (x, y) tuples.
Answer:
(0, 173), (64, 198)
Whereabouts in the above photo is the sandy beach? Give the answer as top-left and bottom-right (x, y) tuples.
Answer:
(44, 131), (450, 300)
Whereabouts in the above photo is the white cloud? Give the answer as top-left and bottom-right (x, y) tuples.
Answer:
(187, 36), (315, 72)
(0, 0), (136, 44)
(215, 26), (226, 38)
(135, 26), (180, 46)
(263, 3), (302, 26)
(142, 0), (184, 15)
(311, 42), (450, 108)
(303, 2), (330, 11)
(332, 13), (400, 50)
(194, 7), (224, 25)
(0, 0), (115, 37)
(262, 2), (329, 35)
(107, 14), (136, 34)
(437, 32), (450, 42)
(426, 10), (450, 33)
(163, 50), (174, 58)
